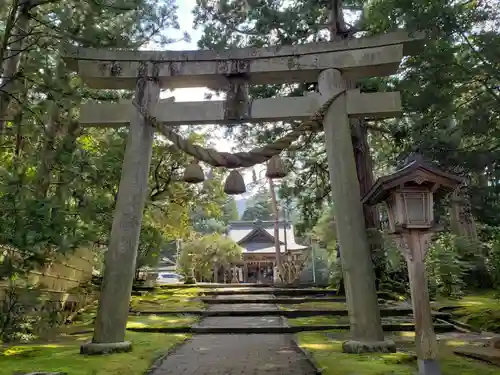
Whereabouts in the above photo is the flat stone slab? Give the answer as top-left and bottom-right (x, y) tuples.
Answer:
(454, 346), (500, 366)
(201, 296), (347, 304)
(127, 322), (456, 334)
(149, 334), (318, 375)
(208, 303), (275, 312)
(129, 307), (450, 318)
(214, 293), (277, 300)
(80, 341), (132, 355)
(203, 288), (341, 296)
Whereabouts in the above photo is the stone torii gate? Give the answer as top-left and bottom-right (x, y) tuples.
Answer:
(63, 30), (423, 354)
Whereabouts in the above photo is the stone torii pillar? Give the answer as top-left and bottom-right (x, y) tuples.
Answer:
(80, 62), (160, 354)
(319, 68), (395, 353)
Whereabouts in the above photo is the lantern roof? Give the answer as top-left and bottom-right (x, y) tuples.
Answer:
(362, 153), (464, 206)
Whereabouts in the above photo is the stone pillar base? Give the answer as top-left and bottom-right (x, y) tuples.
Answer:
(342, 339), (396, 354)
(80, 341), (132, 355)
(418, 359), (442, 375)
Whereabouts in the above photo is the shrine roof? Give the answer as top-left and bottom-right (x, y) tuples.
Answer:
(228, 220), (308, 252)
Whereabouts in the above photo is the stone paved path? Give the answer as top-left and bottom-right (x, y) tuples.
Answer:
(151, 293), (317, 375)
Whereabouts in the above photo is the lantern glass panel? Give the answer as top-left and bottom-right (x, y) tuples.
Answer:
(402, 191), (432, 226)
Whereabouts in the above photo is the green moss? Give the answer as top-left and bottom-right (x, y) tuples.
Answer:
(438, 292), (500, 332)
(296, 332), (500, 375)
(281, 302), (347, 310)
(288, 316), (340, 326)
(297, 332), (416, 375)
(130, 287), (204, 311)
(126, 314), (198, 328)
(0, 332), (189, 375)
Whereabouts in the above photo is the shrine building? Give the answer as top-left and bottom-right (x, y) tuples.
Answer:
(226, 220), (308, 283)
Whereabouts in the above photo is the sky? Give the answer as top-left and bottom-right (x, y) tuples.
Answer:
(160, 0), (206, 102)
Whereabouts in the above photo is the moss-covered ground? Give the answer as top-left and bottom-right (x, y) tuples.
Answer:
(436, 291), (500, 332)
(296, 331), (500, 375)
(0, 287), (204, 375)
(0, 331), (189, 375)
(130, 286), (204, 312)
(279, 301), (348, 310)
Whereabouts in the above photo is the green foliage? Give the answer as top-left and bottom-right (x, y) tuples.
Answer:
(241, 187), (273, 221)
(311, 207), (337, 255)
(486, 240), (500, 290)
(426, 233), (470, 298)
(178, 233), (243, 280)
(193, 0), (500, 299)
(0, 0), (234, 344)
(0, 282), (65, 343)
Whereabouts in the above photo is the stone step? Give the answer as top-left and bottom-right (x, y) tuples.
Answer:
(129, 308), (451, 319)
(202, 288), (340, 296)
(164, 283), (272, 289)
(200, 296), (347, 304)
(125, 322), (456, 334)
(454, 346), (500, 367)
(202, 288), (395, 299)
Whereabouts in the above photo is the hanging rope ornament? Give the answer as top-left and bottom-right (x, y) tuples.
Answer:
(183, 159), (205, 183)
(265, 155), (288, 179)
(224, 170), (246, 195)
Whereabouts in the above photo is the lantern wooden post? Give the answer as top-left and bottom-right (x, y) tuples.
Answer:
(363, 154), (464, 375)
(396, 231), (440, 374)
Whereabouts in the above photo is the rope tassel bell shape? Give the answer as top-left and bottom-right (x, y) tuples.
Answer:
(183, 159), (205, 183)
(224, 170), (246, 195)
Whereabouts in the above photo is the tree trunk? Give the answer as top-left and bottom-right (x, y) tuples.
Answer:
(35, 57), (68, 199)
(0, 0), (30, 135)
(351, 117), (384, 290)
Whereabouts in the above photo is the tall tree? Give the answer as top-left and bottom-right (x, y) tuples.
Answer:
(241, 187), (273, 221)
(0, 0), (230, 284)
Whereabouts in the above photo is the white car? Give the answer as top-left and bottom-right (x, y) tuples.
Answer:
(156, 272), (184, 284)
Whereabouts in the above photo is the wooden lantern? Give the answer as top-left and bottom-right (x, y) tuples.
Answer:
(265, 155), (288, 179)
(224, 170), (246, 195)
(362, 154), (464, 234)
(362, 153), (464, 375)
(183, 160), (205, 183)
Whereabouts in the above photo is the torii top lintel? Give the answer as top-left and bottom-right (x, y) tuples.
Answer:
(63, 31), (424, 90)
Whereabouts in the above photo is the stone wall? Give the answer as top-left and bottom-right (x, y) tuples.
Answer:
(0, 247), (98, 311)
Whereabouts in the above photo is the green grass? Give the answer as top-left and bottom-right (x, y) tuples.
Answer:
(0, 332), (189, 375)
(296, 331), (500, 375)
(130, 287), (204, 312)
(437, 291), (500, 332)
